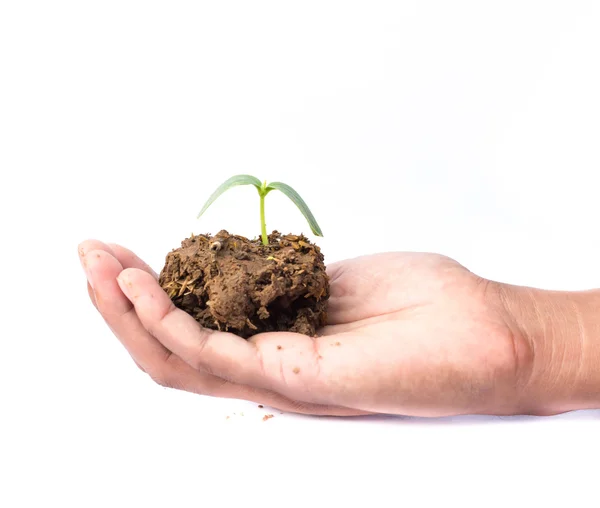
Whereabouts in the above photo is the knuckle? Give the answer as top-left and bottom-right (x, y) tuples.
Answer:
(188, 356), (204, 372)
(190, 356), (214, 377)
(145, 302), (176, 337)
(148, 365), (180, 390)
(188, 331), (212, 372)
(201, 377), (230, 397)
(149, 370), (172, 388)
(158, 301), (178, 324)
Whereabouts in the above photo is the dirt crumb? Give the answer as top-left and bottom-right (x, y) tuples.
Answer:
(277, 345), (283, 350)
(262, 414), (274, 422)
(258, 405), (264, 408)
(292, 367), (300, 374)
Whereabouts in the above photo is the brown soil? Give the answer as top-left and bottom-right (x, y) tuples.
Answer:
(158, 230), (329, 339)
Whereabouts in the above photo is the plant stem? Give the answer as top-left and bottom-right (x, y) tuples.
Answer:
(260, 190), (268, 246)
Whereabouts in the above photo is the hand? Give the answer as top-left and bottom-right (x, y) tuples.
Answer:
(78, 241), (529, 417)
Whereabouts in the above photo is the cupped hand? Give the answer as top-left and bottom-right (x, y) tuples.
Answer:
(79, 241), (529, 417)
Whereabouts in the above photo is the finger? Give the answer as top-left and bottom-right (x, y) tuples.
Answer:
(108, 243), (158, 278)
(81, 241), (146, 371)
(79, 239), (117, 305)
(82, 249), (225, 387)
(82, 250), (133, 316)
(83, 249), (176, 367)
(81, 242), (260, 388)
(84, 249), (212, 380)
(323, 260), (364, 325)
(87, 281), (97, 309)
(79, 240), (157, 278)
(81, 243), (142, 371)
(78, 239), (117, 263)
(324, 255), (397, 325)
(80, 240), (156, 309)
(117, 268), (269, 385)
(79, 240), (116, 307)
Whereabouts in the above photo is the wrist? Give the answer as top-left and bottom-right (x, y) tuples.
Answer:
(498, 283), (600, 415)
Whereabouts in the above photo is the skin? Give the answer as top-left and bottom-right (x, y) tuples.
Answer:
(78, 240), (600, 417)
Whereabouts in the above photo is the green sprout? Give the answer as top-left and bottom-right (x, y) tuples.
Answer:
(197, 174), (323, 246)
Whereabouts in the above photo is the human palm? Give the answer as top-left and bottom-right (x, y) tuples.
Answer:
(79, 241), (521, 417)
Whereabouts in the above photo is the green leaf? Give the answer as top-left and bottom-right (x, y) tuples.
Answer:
(266, 181), (323, 236)
(197, 174), (262, 218)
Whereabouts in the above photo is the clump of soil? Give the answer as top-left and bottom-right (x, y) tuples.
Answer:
(158, 230), (329, 339)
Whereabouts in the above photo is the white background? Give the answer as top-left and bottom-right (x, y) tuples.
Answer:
(1, 1), (599, 506)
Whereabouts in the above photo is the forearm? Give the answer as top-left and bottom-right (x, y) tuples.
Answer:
(499, 283), (600, 414)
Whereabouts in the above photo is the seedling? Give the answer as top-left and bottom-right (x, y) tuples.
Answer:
(160, 174), (330, 338)
(197, 174), (323, 246)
